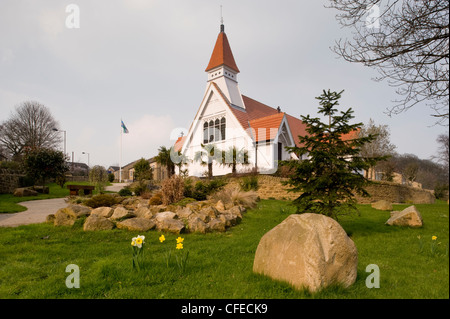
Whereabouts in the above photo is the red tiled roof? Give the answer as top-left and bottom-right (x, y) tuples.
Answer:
(205, 31), (240, 73)
(174, 136), (186, 152)
(249, 113), (285, 142)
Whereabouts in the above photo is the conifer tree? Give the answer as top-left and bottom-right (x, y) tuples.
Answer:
(282, 90), (385, 220)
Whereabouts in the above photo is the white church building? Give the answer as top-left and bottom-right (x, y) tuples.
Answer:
(174, 23), (308, 177)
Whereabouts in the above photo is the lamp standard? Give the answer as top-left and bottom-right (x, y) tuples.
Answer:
(52, 128), (66, 156)
(82, 152), (90, 167)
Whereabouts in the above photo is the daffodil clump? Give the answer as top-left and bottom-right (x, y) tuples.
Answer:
(131, 235), (146, 270)
(159, 235), (189, 273)
(417, 235), (448, 257)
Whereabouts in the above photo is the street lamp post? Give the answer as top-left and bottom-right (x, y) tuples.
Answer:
(82, 152), (90, 167)
(52, 128), (66, 157)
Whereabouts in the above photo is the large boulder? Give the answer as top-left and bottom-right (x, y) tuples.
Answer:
(53, 204), (91, 226)
(116, 217), (156, 232)
(90, 206), (114, 218)
(188, 216), (209, 234)
(13, 187), (39, 197)
(253, 213), (358, 292)
(156, 218), (186, 234)
(386, 205), (423, 227)
(208, 218), (226, 232)
(110, 206), (134, 220)
(371, 200), (393, 211)
(83, 215), (115, 231)
(134, 207), (153, 219)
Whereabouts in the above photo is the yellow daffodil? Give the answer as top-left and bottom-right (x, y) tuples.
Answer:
(432, 236), (437, 240)
(159, 235), (166, 243)
(131, 239), (136, 246)
(176, 243), (183, 250)
(176, 237), (184, 244)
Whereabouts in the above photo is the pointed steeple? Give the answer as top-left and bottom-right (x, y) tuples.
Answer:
(205, 24), (240, 73)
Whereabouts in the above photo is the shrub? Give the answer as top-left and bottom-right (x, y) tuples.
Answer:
(183, 177), (227, 201)
(89, 165), (108, 194)
(118, 188), (132, 197)
(140, 191), (153, 199)
(149, 193), (163, 205)
(173, 197), (197, 207)
(239, 175), (259, 191)
(161, 175), (184, 205)
(108, 173), (115, 183)
(84, 194), (118, 208)
(209, 187), (259, 209)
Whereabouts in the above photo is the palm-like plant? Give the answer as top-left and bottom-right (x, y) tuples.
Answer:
(194, 144), (222, 178)
(155, 146), (175, 178)
(221, 146), (250, 175)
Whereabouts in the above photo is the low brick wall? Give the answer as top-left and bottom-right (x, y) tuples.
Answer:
(226, 175), (435, 204)
(0, 168), (25, 194)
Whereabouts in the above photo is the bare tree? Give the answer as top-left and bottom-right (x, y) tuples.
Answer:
(433, 133), (449, 170)
(328, 0), (449, 125)
(0, 101), (61, 159)
(359, 118), (396, 178)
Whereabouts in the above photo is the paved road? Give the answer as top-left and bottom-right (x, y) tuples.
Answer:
(0, 183), (129, 228)
(0, 198), (68, 227)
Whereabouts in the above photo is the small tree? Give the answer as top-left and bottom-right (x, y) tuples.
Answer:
(23, 147), (69, 188)
(134, 158), (152, 181)
(221, 146), (250, 175)
(155, 146), (175, 178)
(283, 90), (384, 220)
(194, 144), (222, 179)
(89, 165), (108, 194)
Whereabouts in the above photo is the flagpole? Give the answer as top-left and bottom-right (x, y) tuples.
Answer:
(120, 119), (122, 183)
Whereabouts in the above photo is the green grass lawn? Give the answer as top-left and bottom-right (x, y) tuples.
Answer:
(0, 200), (448, 299)
(0, 182), (112, 214)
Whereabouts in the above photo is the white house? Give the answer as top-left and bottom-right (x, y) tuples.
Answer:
(175, 23), (308, 177)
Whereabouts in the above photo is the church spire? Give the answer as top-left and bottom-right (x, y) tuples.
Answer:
(205, 23), (240, 73)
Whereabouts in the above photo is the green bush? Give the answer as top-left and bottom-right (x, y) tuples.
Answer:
(173, 197), (197, 207)
(149, 193), (163, 205)
(239, 175), (259, 191)
(118, 188), (132, 197)
(183, 178), (227, 201)
(84, 194), (119, 208)
(108, 173), (115, 183)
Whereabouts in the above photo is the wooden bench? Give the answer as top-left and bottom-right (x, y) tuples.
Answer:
(67, 184), (95, 196)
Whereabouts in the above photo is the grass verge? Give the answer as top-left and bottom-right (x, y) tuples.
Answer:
(0, 200), (448, 298)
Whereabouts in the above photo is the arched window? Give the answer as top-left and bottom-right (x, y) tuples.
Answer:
(203, 122), (208, 144)
(209, 120), (214, 143)
(220, 117), (226, 141)
(214, 119), (220, 141)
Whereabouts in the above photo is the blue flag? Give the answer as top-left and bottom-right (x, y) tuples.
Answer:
(121, 120), (129, 133)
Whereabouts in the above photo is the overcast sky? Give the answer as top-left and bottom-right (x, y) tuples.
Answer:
(0, 0), (447, 169)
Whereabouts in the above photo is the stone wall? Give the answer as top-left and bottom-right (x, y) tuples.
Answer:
(354, 181), (435, 204)
(226, 175), (435, 204)
(0, 168), (24, 194)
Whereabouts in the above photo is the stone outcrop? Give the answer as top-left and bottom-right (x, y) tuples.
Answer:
(83, 215), (115, 231)
(116, 218), (156, 232)
(371, 200), (393, 211)
(13, 187), (39, 197)
(253, 213), (358, 292)
(54, 204), (91, 226)
(386, 205), (423, 227)
(49, 197), (248, 233)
